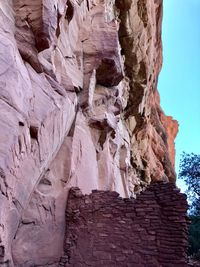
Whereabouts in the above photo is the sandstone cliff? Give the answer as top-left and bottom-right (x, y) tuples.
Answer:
(0, 0), (178, 266)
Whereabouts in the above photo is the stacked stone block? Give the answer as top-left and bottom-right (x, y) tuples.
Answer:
(60, 182), (188, 267)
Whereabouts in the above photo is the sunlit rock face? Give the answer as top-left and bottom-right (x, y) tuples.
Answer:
(0, 0), (178, 266)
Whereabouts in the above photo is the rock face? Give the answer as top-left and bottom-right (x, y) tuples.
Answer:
(0, 0), (179, 266)
(61, 183), (188, 267)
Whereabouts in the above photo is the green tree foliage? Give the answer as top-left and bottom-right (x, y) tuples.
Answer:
(179, 152), (200, 215)
(188, 216), (200, 258)
(179, 153), (200, 259)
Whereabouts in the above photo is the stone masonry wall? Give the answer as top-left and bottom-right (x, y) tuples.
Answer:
(60, 182), (188, 267)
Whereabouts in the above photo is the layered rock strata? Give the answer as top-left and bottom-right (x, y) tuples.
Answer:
(0, 0), (179, 266)
(60, 183), (188, 267)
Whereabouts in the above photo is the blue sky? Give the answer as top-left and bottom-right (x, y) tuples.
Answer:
(158, 0), (200, 191)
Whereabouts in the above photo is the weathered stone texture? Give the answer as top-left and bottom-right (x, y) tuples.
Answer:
(117, 0), (179, 185)
(60, 183), (188, 267)
(0, 0), (180, 266)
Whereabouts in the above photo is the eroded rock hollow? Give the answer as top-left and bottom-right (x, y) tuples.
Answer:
(0, 0), (182, 266)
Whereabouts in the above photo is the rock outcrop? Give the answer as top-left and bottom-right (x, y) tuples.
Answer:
(0, 0), (179, 266)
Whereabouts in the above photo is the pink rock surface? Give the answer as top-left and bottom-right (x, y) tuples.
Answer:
(0, 0), (179, 266)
